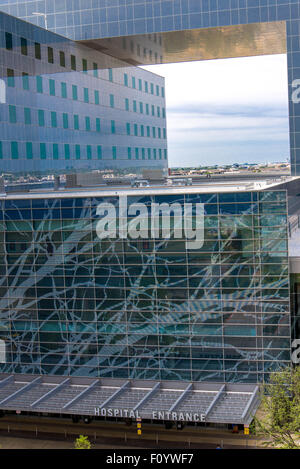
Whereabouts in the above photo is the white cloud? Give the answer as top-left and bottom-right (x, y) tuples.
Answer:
(144, 55), (288, 107)
(142, 55), (289, 167)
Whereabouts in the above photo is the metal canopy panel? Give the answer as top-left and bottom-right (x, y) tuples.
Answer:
(0, 374), (260, 425)
(68, 386), (120, 415)
(107, 387), (151, 410)
(2, 384), (56, 410)
(137, 389), (184, 418)
(178, 390), (218, 415)
(79, 21), (286, 66)
(206, 392), (255, 424)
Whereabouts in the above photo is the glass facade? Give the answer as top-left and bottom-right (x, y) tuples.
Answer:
(0, 11), (168, 178)
(290, 272), (300, 351)
(0, 0), (296, 41)
(0, 1), (295, 387)
(0, 189), (291, 383)
(2, 1), (300, 176)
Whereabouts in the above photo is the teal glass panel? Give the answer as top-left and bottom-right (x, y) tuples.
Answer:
(26, 142), (33, 159)
(63, 113), (69, 129)
(9, 105), (16, 123)
(49, 79), (55, 96)
(53, 144), (59, 160)
(24, 107), (31, 125)
(38, 110), (45, 126)
(96, 118), (101, 132)
(83, 88), (89, 103)
(75, 144), (80, 160)
(22, 73), (29, 90)
(72, 85), (78, 100)
(7, 68), (14, 87)
(40, 143), (46, 159)
(36, 76), (43, 93)
(61, 82), (67, 98)
(51, 112), (57, 128)
(74, 115), (79, 130)
(11, 141), (18, 159)
(64, 144), (70, 160)
(87, 145), (92, 160)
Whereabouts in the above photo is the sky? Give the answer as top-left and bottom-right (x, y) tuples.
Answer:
(143, 54), (289, 168)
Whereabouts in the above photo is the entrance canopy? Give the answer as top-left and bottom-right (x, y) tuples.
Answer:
(0, 374), (259, 426)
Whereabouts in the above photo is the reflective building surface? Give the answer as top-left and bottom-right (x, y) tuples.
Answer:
(0, 11), (168, 179)
(0, 185), (290, 383)
(0, 1), (298, 410)
(2, 0), (300, 176)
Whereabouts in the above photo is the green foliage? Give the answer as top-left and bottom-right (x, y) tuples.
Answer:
(254, 367), (300, 449)
(249, 420), (256, 436)
(74, 435), (92, 450)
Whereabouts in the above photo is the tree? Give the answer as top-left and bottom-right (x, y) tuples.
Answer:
(253, 366), (300, 449)
(74, 435), (92, 450)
